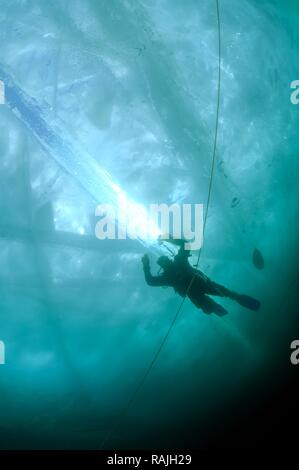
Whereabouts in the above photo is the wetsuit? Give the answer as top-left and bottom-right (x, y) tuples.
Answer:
(143, 247), (260, 316)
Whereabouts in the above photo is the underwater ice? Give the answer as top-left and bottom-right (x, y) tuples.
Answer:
(0, 0), (299, 449)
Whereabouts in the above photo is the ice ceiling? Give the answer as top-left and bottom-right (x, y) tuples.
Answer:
(0, 0), (299, 449)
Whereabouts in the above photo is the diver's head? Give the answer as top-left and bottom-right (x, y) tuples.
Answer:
(157, 255), (172, 270)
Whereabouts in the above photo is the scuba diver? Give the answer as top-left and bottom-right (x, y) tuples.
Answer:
(142, 236), (260, 316)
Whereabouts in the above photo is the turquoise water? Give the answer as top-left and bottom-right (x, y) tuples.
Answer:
(0, 0), (299, 449)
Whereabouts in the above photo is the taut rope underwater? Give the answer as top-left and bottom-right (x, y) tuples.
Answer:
(99, 0), (222, 449)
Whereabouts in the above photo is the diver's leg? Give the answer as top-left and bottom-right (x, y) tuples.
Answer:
(203, 281), (261, 311)
(188, 292), (228, 316)
(204, 280), (234, 298)
(205, 282), (261, 311)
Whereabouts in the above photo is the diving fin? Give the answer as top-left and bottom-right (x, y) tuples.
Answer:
(213, 302), (229, 317)
(235, 294), (261, 312)
(199, 295), (228, 316)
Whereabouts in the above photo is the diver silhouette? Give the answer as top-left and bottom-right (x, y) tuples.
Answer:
(142, 237), (260, 316)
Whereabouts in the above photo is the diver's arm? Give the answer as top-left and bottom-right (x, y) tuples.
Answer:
(142, 255), (169, 287)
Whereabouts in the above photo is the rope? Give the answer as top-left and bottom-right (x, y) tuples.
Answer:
(99, 0), (222, 449)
